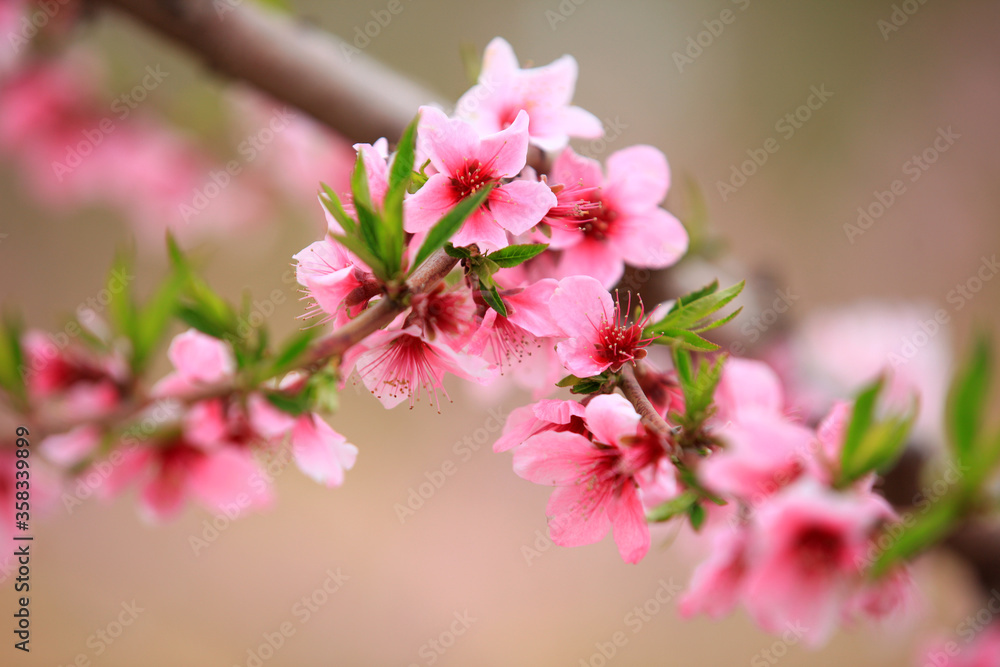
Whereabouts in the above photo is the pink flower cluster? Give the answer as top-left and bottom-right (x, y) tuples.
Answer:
(34, 329), (356, 522)
(296, 38), (688, 404)
(680, 359), (910, 646)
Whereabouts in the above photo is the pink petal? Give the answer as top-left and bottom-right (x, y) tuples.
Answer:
(39, 425), (100, 467)
(608, 483), (651, 563)
(493, 404), (537, 453)
(555, 238), (626, 289)
(555, 337), (611, 378)
(547, 482), (612, 547)
(403, 174), (459, 233)
(512, 430), (596, 485)
(532, 398), (586, 424)
(603, 145), (670, 213)
(550, 147), (603, 189)
(549, 275), (614, 339)
(247, 392), (298, 440)
(584, 394), (642, 448)
(449, 206), (510, 252)
(607, 208), (688, 270)
(504, 279), (561, 338)
(167, 329), (234, 385)
(188, 447), (273, 511)
(478, 109), (530, 177)
(488, 179), (556, 236)
(418, 106), (482, 177)
(291, 415), (358, 487)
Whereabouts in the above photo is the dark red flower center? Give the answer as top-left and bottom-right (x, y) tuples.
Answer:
(450, 159), (498, 200)
(592, 292), (653, 371)
(794, 526), (846, 573)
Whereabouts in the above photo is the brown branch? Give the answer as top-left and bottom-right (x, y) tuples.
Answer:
(620, 363), (676, 454)
(93, 0), (441, 142)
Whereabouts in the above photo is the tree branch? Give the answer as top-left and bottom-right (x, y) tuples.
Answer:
(93, 0), (441, 142)
(620, 363), (676, 454)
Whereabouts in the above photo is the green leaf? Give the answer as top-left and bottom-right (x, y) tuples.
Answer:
(388, 114), (419, 191)
(486, 243), (548, 268)
(556, 374), (582, 388)
(871, 496), (961, 577)
(263, 390), (310, 416)
(667, 281), (718, 315)
(688, 502), (707, 531)
(570, 378), (607, 394)
(330, 233), (385, 276)
(132, 271), (185, 373)
(480, 282), (508, 318)
(841, 412), (915, 482)
(411, 184), (494, 271)
(319, 184), (357, 235)
(946, 334), (992, 468)
(689, 306), (743, 334)
(107, 252), (137, 344)
(176, 305), (230, 340)
(647, 491), (698, 522)
(270, 328), (319, 376)
(0, 312), (26, 404)
(654, 328), (720, 352)
(444, 243), (472, 260)
(839, 377), (883, 474)
(647, 281), (744, 334)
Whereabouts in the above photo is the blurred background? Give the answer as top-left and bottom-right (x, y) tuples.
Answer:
(2, 0), (1000, 664)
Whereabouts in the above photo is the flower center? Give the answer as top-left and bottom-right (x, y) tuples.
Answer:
(450, 159), (497, 200)
(593, 292), (653, 371)
(795, 526), (846, 573)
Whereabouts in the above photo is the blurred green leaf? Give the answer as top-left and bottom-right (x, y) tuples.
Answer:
(946, 334), (992, 469)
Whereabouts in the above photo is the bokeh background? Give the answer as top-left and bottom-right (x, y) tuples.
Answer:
(2, 0), (1000, 664)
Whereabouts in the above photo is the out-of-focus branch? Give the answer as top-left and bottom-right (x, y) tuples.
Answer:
(92, 0), (441, 142)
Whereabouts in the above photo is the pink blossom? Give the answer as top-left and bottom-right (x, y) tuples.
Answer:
(467, 278), (561, 369)
(741, 480), (893, 646)
(679, 527), (751, 619)
(540, 146), (689, 287)
(511, 393), (664, 563)
(21, 331), (125, 420)
(785, 302), (951, 443)
(455, 37), (602, 152)
(99, 438), (272, 522)
(407, 284), (478, 350)
(700, 358), (814, 500)
(294, 236), (375, 327)
(549, 275), (653, 377)
(404, 106), (556, 252)
(39, 425), (101, 467)
(343, 323), (495, 410)
(493, 398), (586, 452)
(153, 329), (235, 397)
(288, 415), (358, 488)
